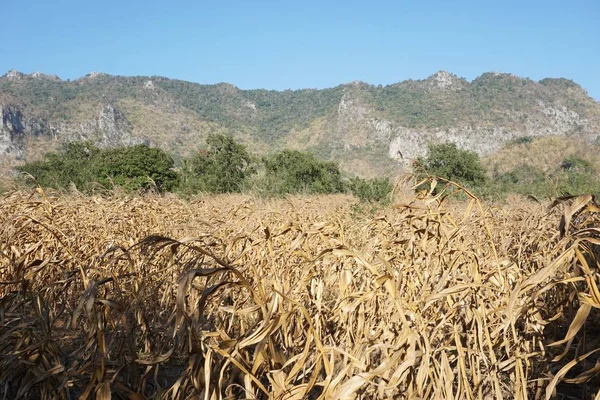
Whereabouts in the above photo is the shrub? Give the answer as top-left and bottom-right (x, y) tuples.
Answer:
(16, 141), (179, 193)
(560, 155), (593, 172)
(347, 177), (393, 203)
(557, 170), (600, 197)
(262, 150), (344, 195)
(511, 136), (534, 145)
(16, 141), (102, 191)
(181, 134), (255, 194)
(415, 142), (487, 191)
(478, 165), (550, 200)
(479, 161), (600, 201)
(96, 145), (179, 192)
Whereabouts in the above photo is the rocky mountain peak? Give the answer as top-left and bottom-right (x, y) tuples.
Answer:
(30, 71), (62, 81)
(427, 71), (463, 90)
(2, 69), (26, 80)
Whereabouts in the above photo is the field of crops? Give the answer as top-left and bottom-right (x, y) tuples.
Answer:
(1, 182), (600, 399)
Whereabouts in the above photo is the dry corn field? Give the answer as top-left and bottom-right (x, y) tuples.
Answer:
(2, 181), (600, 399)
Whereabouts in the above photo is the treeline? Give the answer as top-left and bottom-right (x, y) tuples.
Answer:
(15, 134), (393, 203)
(15, 135), (600, 203)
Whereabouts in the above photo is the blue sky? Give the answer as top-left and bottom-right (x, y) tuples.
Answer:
(1, 1), (598, 99)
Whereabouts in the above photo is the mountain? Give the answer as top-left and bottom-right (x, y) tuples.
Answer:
(1, 69), (599, 177)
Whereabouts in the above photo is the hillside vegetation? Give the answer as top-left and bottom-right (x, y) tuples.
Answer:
(2, 70), (599, 177)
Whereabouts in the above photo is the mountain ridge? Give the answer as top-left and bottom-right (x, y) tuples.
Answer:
(1, 69), (599, 177)
(2, 68), (596, 95)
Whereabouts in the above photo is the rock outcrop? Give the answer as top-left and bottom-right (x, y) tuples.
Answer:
(0, 104), (26, 157)
(54, 105), (142, 147)
(0, 104), (53, 159)
(0, 102), (143, 162)
(2, 70), (26, 81)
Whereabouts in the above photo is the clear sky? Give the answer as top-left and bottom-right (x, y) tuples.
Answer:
(1, 1), (598, 99)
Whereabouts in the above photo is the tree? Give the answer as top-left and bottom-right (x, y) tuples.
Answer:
(17, 142), (179, 193)
(16, 141), (101, 191)
(183, 134), (255, 193)
(415, 142), (487, 188)
(262, 150), (344, 195)
(96, 145), (179, 192)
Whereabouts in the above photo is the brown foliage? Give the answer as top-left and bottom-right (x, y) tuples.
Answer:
(1, 184), (600, 399)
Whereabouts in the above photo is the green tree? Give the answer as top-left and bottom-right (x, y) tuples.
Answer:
(96, 145), (179, 192)
(415, 142), (487, 189)
(16, 141), (101, 191)
(262, 150), (344, 195)
(16, 142), (178, 193)
(183, 134), (255, 193)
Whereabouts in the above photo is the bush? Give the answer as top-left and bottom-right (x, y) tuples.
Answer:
(477, 165), (549, 199)
(348, 177), (393, 203)
(16, 142), (179, 193)
(16, 141), (102, 191)
(96, 145), (179, 192)
(560, 155), (593, 173)
(557, 170), (600, 197)
(415, 142), (487, 191)
(262, 150), (344, 195)
(180, 134), (255, 194)
(478, 162), (600, 201)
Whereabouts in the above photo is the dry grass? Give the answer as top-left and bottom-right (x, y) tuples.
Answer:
(1, 181), (600, 399)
